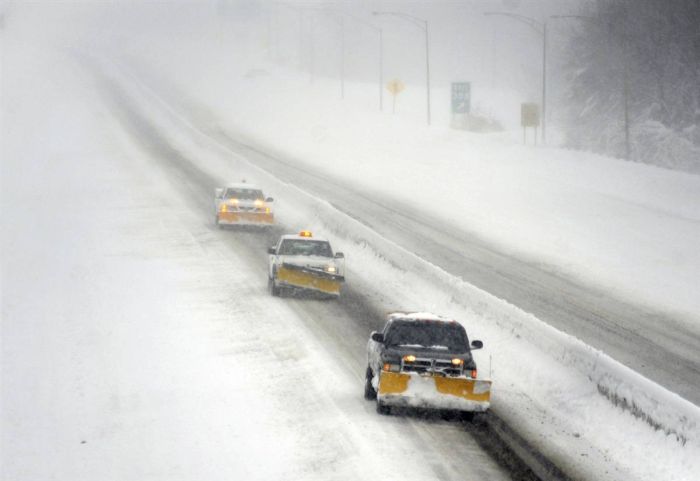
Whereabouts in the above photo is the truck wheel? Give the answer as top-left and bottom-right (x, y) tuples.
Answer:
(364, 367), (377, 400)
(460, 412), (476, 423)
(376, 400), (391, 415)
(215, 214), (222, 229)
(269, 276), (281, 297)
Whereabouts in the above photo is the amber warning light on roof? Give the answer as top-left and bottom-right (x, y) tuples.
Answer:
(299, 231), (313, 238)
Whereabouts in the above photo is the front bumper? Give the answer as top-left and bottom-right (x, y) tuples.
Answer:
(377, 371), (491, 412)
(276, 263), (344, 296)
(218, 211), (274, 225)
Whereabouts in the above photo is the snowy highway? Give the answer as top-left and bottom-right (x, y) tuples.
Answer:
(1, 45), (539, 480)
(120, 65), (700, 407)
(4, 4), (700, 481)
(213, 122), (700, 405)
(100, 66), (549, 481)
(91, 56), (699, 480)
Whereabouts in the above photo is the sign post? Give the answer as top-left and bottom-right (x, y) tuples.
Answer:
(451, 82), (471, 129)
(386, 79), (405, 114)
(521, 103), (540, 145)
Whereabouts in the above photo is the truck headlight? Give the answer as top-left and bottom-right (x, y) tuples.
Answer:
(325, 265), (337, 273)
(382, 363), (401, 373)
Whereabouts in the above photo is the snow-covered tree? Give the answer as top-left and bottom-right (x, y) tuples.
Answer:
(561, 0), (700, 172)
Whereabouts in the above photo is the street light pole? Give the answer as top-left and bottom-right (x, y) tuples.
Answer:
(309, 14), (315, 83)
(379, 28), (384, 111)
(298, 10), (303, 70)
(622, 20), (630, 160)
(424, 19), (431, 126)
(485, 12), (547, 143)
(542, 21), (547, 144)
(373, 11), (431, 125)
(340, 16), (345, 99)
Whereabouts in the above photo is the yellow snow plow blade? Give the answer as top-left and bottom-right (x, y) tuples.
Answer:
(434, 376), (491, 402)
(378, 371), (411, 395)
(378, 371), (491, 404)
(277, 265), (342, 295)
(218, 211), (274, 224)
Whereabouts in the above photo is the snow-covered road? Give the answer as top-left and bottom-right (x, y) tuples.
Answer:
(89, 55), (698, 481)
(209, 124), (700, 405)
(4, 5), (700, 481)
(119, 62), (700, 407)
(1, 42), (530, 481)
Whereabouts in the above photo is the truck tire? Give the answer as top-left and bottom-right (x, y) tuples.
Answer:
(460, 412), (475, 423)
(364, 366), (377, 400)
(376, 400), (391, 415)
(269, 276), (281, 297)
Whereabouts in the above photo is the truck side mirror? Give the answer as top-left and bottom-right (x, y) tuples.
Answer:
(470, 340), (483, 350)
(334, 252), (344, 259)
(267, 247), (276, 255)
(265, 197), (274, 202)
(215, 188), (224, 198)
(371, 332), (384, 343)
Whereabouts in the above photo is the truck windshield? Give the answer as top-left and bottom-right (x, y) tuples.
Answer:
(385, 321), (468, 351)
(279, 239), (333, 257)
(225, 188), (264, 200)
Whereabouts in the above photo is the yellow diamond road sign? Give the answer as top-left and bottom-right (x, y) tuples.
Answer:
(386, 79), (405, 95)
